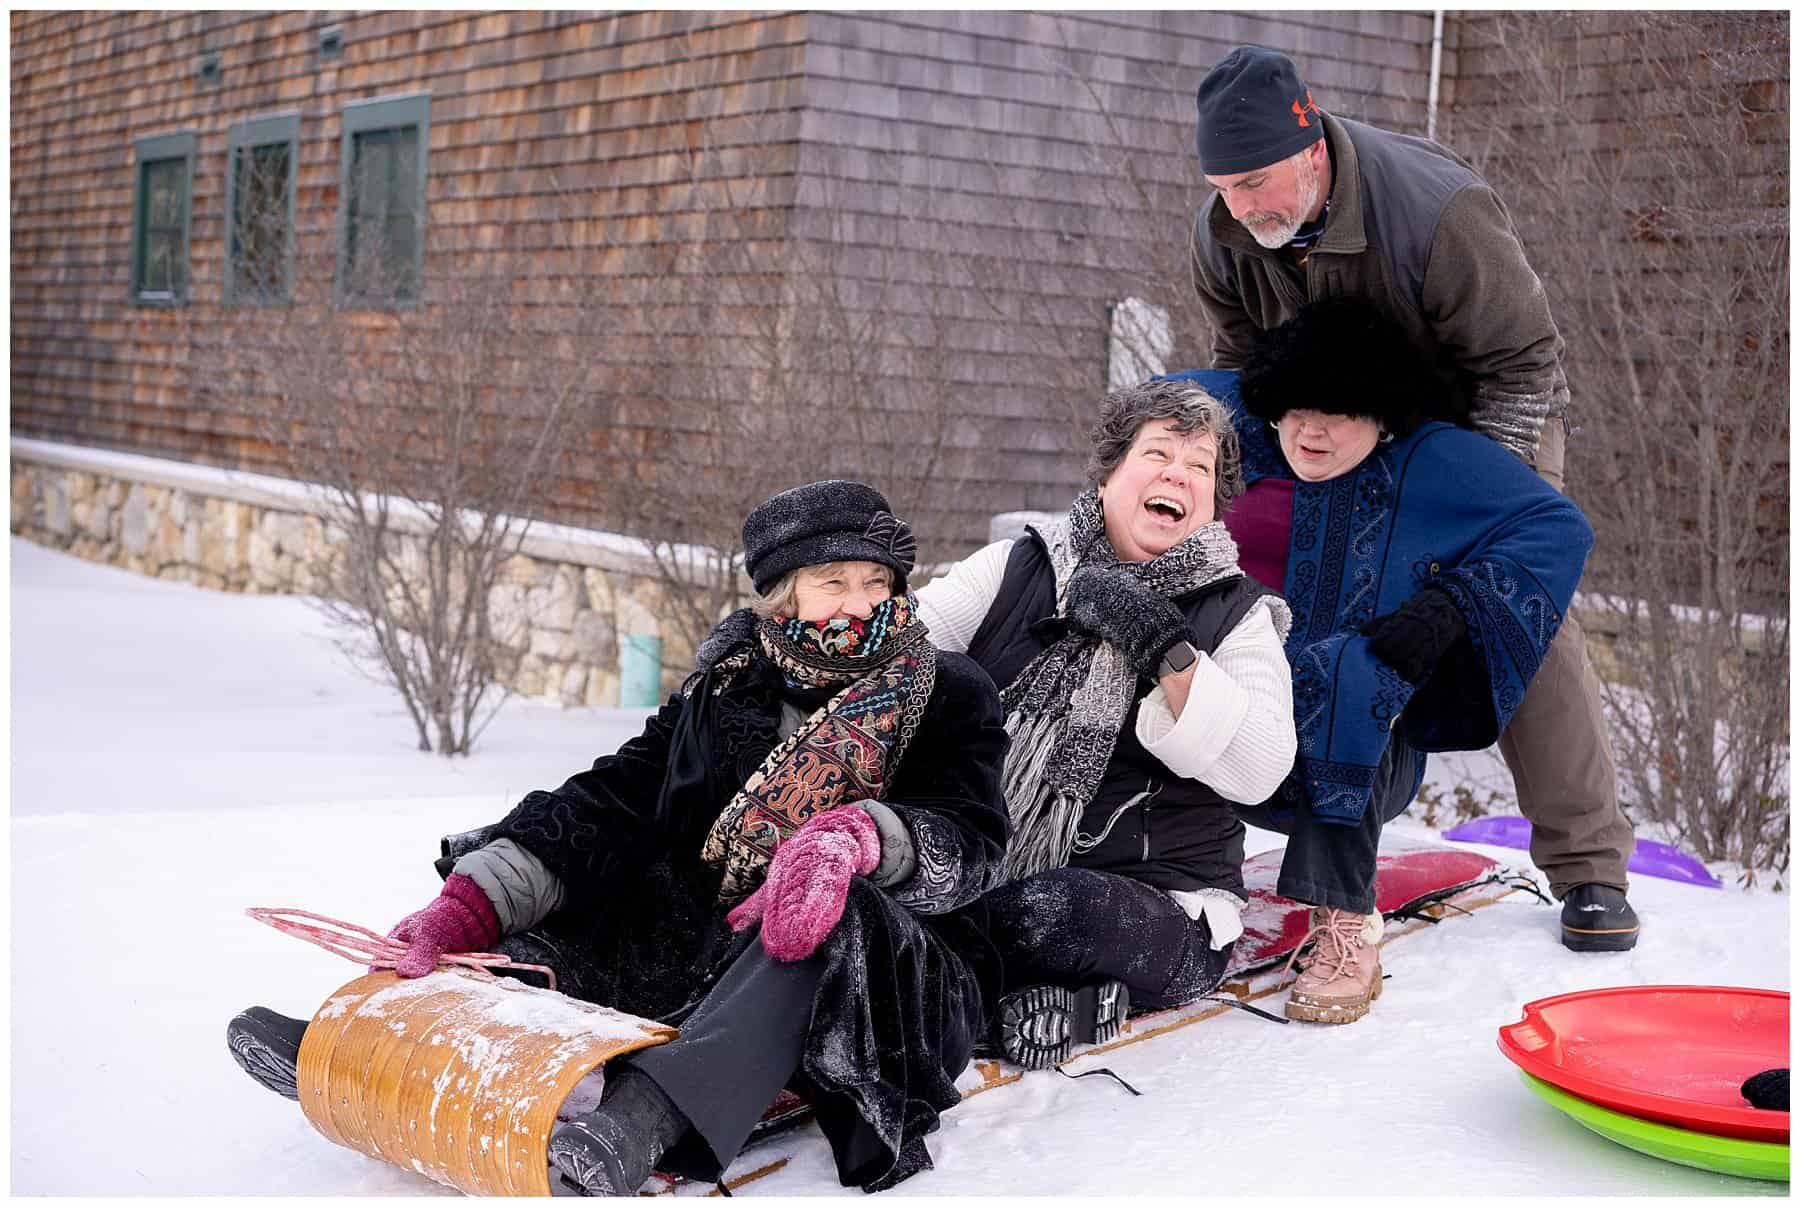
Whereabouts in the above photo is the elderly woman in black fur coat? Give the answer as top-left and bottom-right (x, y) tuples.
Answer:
(225, 480), (1011, 1195)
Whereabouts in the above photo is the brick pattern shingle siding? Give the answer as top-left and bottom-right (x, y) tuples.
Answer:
(12, 10), (1436, 547)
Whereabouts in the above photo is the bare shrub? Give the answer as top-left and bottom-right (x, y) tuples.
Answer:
(199, 158), (612, 754)
(1450, 12), (1789, 868)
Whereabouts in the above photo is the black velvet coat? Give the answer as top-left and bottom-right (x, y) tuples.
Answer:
(439, 649), (1010, 1191)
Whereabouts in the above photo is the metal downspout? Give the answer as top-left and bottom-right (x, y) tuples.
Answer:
(1427, 9), (1445, 141)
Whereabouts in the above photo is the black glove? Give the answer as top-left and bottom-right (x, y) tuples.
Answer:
(1743, 1068), (1789, 1111)
(1359, 585), (1467, 685)
(1065, 565), (1191, 679)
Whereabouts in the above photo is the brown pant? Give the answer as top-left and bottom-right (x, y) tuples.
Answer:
(1496, 417), (1635, 897)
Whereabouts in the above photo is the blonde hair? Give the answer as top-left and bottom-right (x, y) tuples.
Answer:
(749, 561), (895, 620)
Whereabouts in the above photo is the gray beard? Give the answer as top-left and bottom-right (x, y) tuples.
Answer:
(1245, 154), (1323, 250)
(1249, 215), (1303, 250)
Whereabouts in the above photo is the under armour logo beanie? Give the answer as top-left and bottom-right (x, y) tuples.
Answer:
(1195, 45), (1325, 175)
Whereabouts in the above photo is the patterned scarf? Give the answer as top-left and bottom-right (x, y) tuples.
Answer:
(999, 489), (1249, 882)
(698, 593), (938, 905)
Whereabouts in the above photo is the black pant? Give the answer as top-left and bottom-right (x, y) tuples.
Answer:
(624, 940), (826, 1182)
(973, 867), (1235, 1010)
(1232, 737), (1422, 914)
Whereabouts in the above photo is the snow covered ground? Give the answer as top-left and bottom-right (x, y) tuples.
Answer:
(10, 537), (1790, 1196)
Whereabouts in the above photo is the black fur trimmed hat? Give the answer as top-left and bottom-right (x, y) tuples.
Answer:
(1195, 46), (1325, 175)
(742, 480), (916, 594)
(1239, 298), (1463, 438)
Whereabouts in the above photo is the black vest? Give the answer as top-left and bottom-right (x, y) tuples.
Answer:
(965, 532), (1275, 897)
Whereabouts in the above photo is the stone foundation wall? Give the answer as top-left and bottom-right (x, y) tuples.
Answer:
(10, 439), (713, 706)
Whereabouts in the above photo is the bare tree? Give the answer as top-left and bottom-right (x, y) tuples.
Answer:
(1450, 12), (1789, 871)
(199, 157), (614, 755)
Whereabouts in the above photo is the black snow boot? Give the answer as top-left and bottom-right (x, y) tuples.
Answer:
(226, 1006), (309, 1100)
(548, 1064), (688, 1196)
(995, 980), (1130, 1071)
(1559, 883), (1640, 952)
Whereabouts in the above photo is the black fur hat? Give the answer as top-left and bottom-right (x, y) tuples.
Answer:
(742, 480), (916, 594)
(1239, 298), (1463, 438)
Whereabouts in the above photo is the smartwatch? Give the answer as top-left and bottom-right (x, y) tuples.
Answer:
(1157, 639), (1199, 678)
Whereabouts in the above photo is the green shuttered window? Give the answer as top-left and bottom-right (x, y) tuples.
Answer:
(130, 132), (196, 304)
(337, 93), (430, 306)
(225, 113), (301, 305)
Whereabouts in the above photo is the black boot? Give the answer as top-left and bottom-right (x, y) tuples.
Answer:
(995, 980), (1130, 1070)
(226, 1006), (308, 1100)
(548, 1064), (689, 1196)
(1560, 883), (1640, 952)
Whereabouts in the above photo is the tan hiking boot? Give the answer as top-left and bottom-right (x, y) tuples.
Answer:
(1284, 907), (1385, 1024)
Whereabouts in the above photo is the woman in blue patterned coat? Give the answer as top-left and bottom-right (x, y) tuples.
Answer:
(1166, 298), (1594, 1025)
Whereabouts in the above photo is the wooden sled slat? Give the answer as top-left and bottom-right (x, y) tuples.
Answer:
(296, 968), (676, 1196)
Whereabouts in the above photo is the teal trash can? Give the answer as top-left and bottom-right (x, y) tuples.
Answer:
(619, 634), (664, 708)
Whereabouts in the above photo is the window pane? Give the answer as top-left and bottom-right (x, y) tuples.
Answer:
(390, 127), (419, 212)
(349, 124), (421, 301)
(144, 230), (180, 293)
(136, 154), (187, 297)
(146, 159), (183, 229)
(233, 142), (290, 298)
(385, 212), (417, 297)
(352, 130), (392, 221)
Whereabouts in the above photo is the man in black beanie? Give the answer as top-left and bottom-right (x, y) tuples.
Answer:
(1189, 45), (1640, 953)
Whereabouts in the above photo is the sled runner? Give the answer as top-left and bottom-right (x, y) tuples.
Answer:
(646, 839), (1532, 1195)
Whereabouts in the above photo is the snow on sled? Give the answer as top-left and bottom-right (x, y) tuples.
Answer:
(293, 967), (675, 1196)
(1498, 985), (1790, 1144)
(645, 838), (1532, 1195)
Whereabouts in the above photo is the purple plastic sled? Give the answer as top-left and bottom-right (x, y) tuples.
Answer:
(1442, 815), (1723, 888)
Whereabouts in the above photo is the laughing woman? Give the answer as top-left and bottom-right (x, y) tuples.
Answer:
(226, 481), (1010, 1194)
(917, 379), (1296, 1067)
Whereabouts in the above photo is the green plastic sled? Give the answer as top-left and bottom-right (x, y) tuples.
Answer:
(1520, 1071), (1790, 1184)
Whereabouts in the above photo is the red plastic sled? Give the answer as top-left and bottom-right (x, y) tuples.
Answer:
(1232, 840), (1505, 973)
(1498, 985), (1790, 1143)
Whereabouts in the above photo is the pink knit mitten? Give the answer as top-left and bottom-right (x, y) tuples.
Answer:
(727, 808), (881, 962)
(385, 873), (503, 978)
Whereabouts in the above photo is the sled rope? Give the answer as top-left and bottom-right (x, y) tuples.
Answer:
(1387, 869), (1547, 923)
(1056, 1064), (1143, 1097)
(245, 907), (558, 991)
(1195, 993), (1289, 1025)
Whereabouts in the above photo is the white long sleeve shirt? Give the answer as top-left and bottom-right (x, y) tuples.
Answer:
(915, 540), (1297, 806)
(916, 539), (1295, 941)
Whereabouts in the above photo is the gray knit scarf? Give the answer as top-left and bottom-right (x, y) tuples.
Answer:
(999, 488), (1247, 883)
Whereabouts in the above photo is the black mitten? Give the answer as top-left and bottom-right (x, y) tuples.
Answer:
(1066, 566), (1191, 679)
(1360, 585), (1467, 685)
(1742, 1068), (1788, 1111)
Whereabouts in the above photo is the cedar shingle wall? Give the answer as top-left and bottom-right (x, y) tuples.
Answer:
(12, 10), (808, 497)
(784, 10), (1441, 526)
(13, 10), (1437, 545)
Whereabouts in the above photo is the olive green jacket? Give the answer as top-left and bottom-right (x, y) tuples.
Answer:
(1189, 112), (1567, 465)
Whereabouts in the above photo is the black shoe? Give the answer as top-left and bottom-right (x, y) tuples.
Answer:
(226, 1006), (308, 1100)
(548, 1066), (685, 1197)
(1560, 883), (1640, 952)
(995, 980), (1129, 1070)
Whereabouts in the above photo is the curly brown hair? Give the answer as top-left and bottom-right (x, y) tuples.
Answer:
(1086, 378), (1244, 518)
